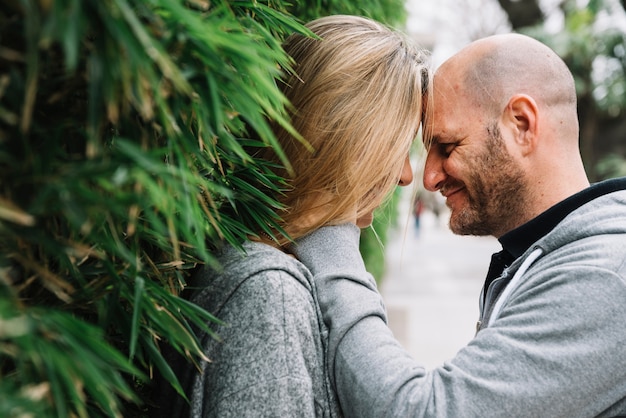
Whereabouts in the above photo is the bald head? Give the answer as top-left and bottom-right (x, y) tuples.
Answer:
(425, 33), (589, 229)
(435, 33), (578, 136)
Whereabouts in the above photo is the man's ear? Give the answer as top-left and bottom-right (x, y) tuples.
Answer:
(502, 94), (538, 156)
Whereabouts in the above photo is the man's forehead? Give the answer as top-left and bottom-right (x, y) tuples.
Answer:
(433, 66), (464, 97)
(422, 109), (453, 148)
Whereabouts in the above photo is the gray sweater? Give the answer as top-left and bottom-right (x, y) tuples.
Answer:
(295, 190), (626, 417)
(167, 241), (342, 417)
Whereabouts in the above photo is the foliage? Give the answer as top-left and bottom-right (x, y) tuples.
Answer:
(287, 0), (407, 26)
(597, 153), (626, 178)
(0, 0), (309, 416)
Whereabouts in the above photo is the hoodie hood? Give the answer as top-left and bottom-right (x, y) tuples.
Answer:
(189, 241), (313, 315)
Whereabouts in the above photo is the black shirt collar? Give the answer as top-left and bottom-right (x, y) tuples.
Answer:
(499, 176), (626, 259)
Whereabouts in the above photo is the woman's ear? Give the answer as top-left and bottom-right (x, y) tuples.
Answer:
(502, 94), (538, 156)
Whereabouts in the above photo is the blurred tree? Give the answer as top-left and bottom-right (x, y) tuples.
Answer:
(0, 0), (413, 415)
(497, 0), (543, 28)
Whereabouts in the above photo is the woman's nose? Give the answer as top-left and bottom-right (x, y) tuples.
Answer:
(398, 156), (413, 187)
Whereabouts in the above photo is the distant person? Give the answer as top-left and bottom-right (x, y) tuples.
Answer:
(151, 15), (429, 418)
(429, 191), (445, 226)
(420, 189), (445, 227)
(294, 33), (626, 417)
(412, 192), (424, 236)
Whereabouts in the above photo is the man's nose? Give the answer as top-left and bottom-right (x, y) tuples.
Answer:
(422, 150), (445, 191)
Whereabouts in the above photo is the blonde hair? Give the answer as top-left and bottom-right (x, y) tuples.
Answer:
(265, 15), (430, 245)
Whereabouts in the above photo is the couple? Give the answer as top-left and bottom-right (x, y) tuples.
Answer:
(155, 14), (626, 418)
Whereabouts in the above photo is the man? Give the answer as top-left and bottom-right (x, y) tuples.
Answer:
(294, 33), (626, 417)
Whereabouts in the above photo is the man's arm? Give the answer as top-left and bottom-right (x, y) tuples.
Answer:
(295, 224), (626, 418)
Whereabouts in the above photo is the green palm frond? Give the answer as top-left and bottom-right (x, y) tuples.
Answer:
(0, 0), (307, 416)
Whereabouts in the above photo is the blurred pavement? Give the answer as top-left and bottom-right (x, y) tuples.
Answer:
(380, 192), (501, 369)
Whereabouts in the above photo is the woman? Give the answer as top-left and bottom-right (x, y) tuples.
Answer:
(157, 15), (430, 417)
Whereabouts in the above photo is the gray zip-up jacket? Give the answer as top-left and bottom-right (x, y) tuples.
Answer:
(294, 189), (626, 417)
(161, 241), (342, 417)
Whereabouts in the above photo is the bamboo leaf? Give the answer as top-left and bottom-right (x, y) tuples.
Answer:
(129, 275), (145, 359)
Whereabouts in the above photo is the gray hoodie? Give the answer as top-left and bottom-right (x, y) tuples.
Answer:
(164, 241), (342, 417)
(295, 188), (626, 417)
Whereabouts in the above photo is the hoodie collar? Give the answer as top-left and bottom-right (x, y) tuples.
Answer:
(500, 177), (626, 260)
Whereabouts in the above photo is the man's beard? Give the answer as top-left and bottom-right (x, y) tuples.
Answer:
(449, 123), (527, 237)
